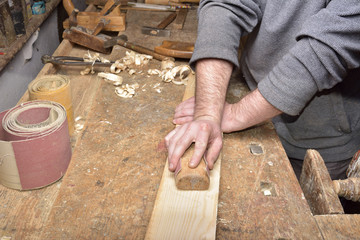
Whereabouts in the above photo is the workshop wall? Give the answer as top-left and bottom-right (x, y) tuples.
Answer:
(0, 0), (86, 112)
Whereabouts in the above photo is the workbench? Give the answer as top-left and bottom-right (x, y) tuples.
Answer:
(1, 6), (360, 240)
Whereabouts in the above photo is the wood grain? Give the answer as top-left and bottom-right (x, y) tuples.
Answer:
(315, 214), (360, 239)
(300, 149), (344, 215)
(145, 74), (220, 239)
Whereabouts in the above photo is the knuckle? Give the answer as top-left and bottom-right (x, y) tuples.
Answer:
(199, 122), (210, 131)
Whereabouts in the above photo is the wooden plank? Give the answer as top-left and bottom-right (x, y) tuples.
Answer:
(145, 74), (221, 239)
(315, 214), (360, 239)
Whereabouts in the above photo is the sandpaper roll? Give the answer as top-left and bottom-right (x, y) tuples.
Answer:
(28, 75), (75, 136)
(0, 100), (72, 190)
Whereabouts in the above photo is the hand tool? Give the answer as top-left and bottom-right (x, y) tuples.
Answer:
(62, 0), (126, 32)
(127, 2), (176, 11)
(154, 40), (194, 59)
(100, 0), (124, 16)
(145, 0), (199, 5)
(300, 149), (360, 215)
(141, 12), (177, 37)
(63, 22), (128, 53)
(173, 74), (210, 190)
(41, 55), (115, 67)
(92, 18), (110, 36)
(103, 36), (174, 61)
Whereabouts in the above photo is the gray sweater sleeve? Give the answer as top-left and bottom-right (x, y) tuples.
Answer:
(258, 0), (360, 115)
(189, 0), (263, 69)
(191, 0), (360, 116)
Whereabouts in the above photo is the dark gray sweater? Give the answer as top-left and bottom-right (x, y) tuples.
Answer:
(190, 0), (360, 162)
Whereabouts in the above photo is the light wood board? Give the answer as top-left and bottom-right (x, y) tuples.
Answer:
(145, 74), (221, 239)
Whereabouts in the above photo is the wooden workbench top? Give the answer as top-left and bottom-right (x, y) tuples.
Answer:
(1, 7), (359, 240)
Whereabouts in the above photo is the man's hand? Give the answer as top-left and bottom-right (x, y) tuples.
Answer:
(173, 96), (237, 133)
(165, 117), (223, 172)
(165, 58), (234, 172)
(173, 89), (284, 134)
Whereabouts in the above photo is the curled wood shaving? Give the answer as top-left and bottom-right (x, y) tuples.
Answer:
(74, 116), (85, 131)
(83, 51), (110, 64)
(161, 58), (175, 70)
(80, 67), (94, 75)
(98, 72), (123, 86)
(83, 51), (101, 63)
(148, 69), (162, 76)
(128, 69), (136, 75)
(110, 60), (126, 74)
(161, 65), (193, 85)
(81, 51), (110, 75)
(122, 51), (153, 67)
(115, 83), (140, 98)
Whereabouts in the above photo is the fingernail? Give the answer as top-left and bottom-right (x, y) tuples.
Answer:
(169, 163), (173, 169)
(189, 161), (196, 168)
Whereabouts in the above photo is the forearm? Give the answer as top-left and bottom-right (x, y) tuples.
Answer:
(224, 88), (282, 132)
(194, 59), (233, 124)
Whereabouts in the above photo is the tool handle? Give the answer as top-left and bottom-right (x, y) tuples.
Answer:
(154, 41), (194, 59)
(157, 12), (177, 29)
(91, 18), (109, 35)
(174, 74), (210, 190)
(333, 177), (360, 202)
(117, 39), (173, 61)
(63, 0), (75, 16)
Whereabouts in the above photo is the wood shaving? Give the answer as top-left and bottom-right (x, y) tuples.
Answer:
(115, 83), (140, 98)
(161, 58), (175, 70)
(122, 51), (153, 67)
(83, 51), (110, 64)
(153, 83), (161, 88)
(81, 51), (110, 75)
(80, 68), (93, 75)
(110, 60), (126, 74)
(74, 116), (85, 132)
(148, 69), (162, 76)
(83, 51), (101, 63)
(128, 69), (136, 75)
(161, 65), (193, 85)
(98, 72), (123, 86)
